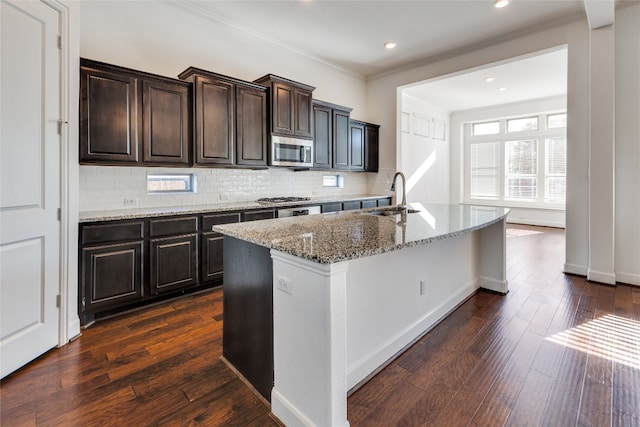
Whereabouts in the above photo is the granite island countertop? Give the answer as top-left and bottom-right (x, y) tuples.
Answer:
(78, 194), (390, 222)
(213, 203), (510, 264)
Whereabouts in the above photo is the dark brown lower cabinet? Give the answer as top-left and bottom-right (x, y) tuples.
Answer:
(79, 199), (391, 325)
(201, 212), (241, 283)
(150, 233), (198, 295)
(81, 241), (143, 325)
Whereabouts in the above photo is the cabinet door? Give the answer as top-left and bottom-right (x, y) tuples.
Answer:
(272, 82), (294, 135)
(237, 85), (268, 166)
(313, 104), (332, 169)
(333, 110), (351, 170)
(364, 124), (380, 172)
(350, 121), (365, 171)
(143, 80), (190, 165)
(80, 66), (139, 163)
(201, 212), (241, 283)
(194, 76), (234, 165)
(294, 87), (313, 138)
(81, 241), (143, 312)
(150, 233), (198, 294)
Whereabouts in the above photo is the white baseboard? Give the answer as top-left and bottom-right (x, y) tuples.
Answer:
(616, 271), (640, 287)
(271, 388), (348, 427)
(564, 262), (588, 276)
(506, 218), (565, 228)
(480, 276), (508, 294)
(587, 268), (616, 285)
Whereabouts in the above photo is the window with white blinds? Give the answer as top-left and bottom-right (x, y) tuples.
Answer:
(471, 142), (500, 197)
(465, 112), (566, 208)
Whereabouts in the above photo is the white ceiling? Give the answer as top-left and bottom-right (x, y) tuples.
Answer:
(403, 47), (568, 112)
(183, 0), (587, 78)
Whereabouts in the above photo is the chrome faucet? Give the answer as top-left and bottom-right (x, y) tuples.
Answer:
(390, 171), (407, 207)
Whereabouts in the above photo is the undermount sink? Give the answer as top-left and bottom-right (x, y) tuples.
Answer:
(366, 207), (420, 216)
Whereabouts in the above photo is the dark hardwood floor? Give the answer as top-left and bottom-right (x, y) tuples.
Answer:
(1, 225), (639, 426)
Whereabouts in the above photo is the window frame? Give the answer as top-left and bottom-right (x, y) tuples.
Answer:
(464, 112), (566, 210)
(146, 172), (198, 195)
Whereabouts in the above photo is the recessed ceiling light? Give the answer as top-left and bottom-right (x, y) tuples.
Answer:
(498, 87), (507, 91)
(485, 77), (496, 82)
(495, 0), (509, 8)
(384, 42), (397, 49)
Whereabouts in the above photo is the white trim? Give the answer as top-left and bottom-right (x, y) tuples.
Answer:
(615, 272), (640, 287)
(587, 268), (616, 285)
(564, 262), (588, 276)
(43, 0), (80, 344)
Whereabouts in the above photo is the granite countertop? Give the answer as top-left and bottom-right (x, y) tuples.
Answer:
(213, 203), (510, 264)
(78, 194), (390, 222)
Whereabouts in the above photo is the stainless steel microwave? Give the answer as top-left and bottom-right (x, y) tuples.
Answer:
(270, 135), (313, 167)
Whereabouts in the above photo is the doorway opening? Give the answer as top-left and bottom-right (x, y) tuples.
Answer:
(397, 46), (568, 229)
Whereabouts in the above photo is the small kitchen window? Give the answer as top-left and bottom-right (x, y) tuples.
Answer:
(147, 173), (197, 194)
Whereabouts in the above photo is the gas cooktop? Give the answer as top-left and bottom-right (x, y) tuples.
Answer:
(256, 196), (311, 203)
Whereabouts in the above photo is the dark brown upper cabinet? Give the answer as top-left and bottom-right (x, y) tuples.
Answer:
(349, 120), (366, 171)
(179, 68), (268, 168)
(254, 74), (315, 139)
(80, 58), (191, 166)
(312, 100), (352, 170)
(312, 102), (332, 169)
(364, 123), (380, 172)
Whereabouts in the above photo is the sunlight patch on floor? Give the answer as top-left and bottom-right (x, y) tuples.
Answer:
(546, 314), (640, 369)
(506, 228), (544, 237)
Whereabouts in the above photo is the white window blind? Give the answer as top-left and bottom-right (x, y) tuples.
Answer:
(471, 142), (500, 197)
(545, 137), (566, 201)
(505, 140), (537, 199)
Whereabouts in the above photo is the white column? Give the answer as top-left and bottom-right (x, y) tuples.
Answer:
(588, 24), (616, 285)
(270, 251), (350, 427)
(478, 218), (508, 293)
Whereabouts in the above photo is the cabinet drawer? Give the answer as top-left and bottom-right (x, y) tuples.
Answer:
(202, 212), (241, 231)
(342, 201), (361, 211)
(82, 221), (144, 245)
(322, 203), (342, 213)
(243, 209), (275, 222)
(361, 200), (377, 209)
(149, 216), (198, 237)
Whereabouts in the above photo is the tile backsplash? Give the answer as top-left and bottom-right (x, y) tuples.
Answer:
(79, 166), (390, 211)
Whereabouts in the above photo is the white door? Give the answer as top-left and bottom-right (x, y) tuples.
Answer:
(1, 0), (61, 378)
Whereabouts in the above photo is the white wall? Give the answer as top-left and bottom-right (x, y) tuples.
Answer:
(79, 166), (372, 212)
(450, 95), (567, 228)
(399, 94), (450, 204)
(79, 1), (367, 117)
(615, 5), (640, 286)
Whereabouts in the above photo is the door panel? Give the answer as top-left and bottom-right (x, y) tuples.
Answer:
(1, 0), (61, 378)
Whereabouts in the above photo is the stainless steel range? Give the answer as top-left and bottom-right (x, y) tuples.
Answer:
(256, 196), (311, 204)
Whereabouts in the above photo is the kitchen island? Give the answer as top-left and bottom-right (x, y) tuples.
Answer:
(213, 203), (509, 427)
